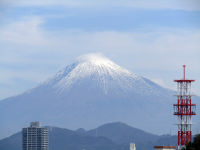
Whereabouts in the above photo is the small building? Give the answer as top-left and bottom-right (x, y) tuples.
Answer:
(154, 146), (176, 150)
(130, 142), (136, 150)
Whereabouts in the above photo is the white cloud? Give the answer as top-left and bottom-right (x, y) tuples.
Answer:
(0, 17), (200, 99)
(1, 18), (200, 66)
(1, 0), (200, 11)
(0, 17), (47, 46)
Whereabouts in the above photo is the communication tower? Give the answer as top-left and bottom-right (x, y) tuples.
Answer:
(174, 65), (196, 150)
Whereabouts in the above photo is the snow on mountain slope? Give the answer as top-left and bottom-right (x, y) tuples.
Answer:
(0, 53), (181, 139)
(39, 53), (168, 97)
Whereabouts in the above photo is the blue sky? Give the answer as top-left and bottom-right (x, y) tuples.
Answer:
(0, 0), (200, 100)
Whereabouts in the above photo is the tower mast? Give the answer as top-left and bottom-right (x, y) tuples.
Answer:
(174, 65), (196, 150)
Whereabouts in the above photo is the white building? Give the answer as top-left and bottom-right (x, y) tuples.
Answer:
(154, 146), (176, 150)
(22, 122), (48, 150)
(130, 142), (136, 150)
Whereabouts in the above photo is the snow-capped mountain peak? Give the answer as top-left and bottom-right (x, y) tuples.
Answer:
(74, 53), (135, 77)
(46, 53), (142, 93)
(38, 53), (168, 97)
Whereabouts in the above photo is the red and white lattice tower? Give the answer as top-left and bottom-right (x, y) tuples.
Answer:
(174, 65), (196, 150)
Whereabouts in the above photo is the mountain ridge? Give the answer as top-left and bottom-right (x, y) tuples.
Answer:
(0, 53), (191, 139)
(0, 122), (177, 150)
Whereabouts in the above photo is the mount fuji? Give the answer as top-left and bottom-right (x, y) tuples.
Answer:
(0, 53), (178, 138)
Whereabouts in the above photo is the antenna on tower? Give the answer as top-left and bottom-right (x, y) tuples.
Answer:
(183, 65), (186, 80)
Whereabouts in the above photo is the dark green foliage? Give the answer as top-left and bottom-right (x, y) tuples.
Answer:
(186, 134), (200, 150)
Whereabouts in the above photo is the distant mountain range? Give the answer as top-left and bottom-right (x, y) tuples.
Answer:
(0, 122), (177, 150)
(0, 53), (199, 139)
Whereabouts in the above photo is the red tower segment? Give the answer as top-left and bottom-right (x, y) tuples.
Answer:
(174, 65), (196, 150)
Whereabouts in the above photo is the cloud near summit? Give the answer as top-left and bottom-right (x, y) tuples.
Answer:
(0, 0), (200, 99)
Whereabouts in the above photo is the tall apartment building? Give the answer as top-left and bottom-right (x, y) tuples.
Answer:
(22, 122), (48, 150)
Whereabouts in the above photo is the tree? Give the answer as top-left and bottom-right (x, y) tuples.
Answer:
(185, 134), (200, 150)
